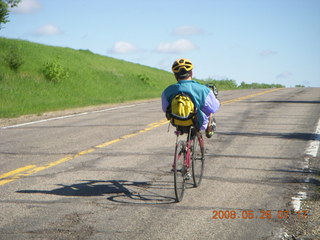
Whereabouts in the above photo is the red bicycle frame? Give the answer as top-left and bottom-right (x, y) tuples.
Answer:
(173, 130), (193, 170)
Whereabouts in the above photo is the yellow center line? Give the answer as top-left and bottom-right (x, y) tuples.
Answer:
(0, 165), (36, 179)
(221, 88), (283, 105)
(0, 119), (169, 186)
(0, 88), (282, 186)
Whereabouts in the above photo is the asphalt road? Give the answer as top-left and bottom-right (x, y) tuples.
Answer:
(0, 88), (319, 240)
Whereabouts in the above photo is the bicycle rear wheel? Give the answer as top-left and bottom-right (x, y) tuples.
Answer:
(191, 134), (205, 187)
(174, 140), (187, 202)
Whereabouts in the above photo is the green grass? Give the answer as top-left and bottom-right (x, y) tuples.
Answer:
(0, 37), (285, 118)
(0, 37), (174, 117)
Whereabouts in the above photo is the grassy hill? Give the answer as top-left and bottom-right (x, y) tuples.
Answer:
(0, 37), (285, 118)
(0, 37), (174, 118)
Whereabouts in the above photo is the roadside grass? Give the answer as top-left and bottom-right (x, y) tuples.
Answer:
(200, 78), (285, 91)
(0, 37), (286, 118)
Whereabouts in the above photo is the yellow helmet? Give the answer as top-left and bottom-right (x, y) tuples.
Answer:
(172, 58), (193, 73)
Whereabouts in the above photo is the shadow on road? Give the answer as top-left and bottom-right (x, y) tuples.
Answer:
(17, 179), (176, 204)
(218, 131), (318, 141)
(248, 100), (320, 105)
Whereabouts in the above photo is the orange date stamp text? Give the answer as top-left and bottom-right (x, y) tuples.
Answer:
(212, 210), (311, 220)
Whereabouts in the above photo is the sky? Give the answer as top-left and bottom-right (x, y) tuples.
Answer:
(1, 0), (320, 87)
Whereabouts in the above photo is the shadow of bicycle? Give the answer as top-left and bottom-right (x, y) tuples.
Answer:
(17, 179), (176, 204)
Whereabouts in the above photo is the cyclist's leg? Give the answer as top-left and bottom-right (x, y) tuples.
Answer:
(205, 113), (217, 138)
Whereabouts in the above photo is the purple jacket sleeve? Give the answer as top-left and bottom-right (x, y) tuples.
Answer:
(202, 91), (220, 115)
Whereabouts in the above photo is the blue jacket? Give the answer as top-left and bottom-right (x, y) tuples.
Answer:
(161, 80), (220, 130)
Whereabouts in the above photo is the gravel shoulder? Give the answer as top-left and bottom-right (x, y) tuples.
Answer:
(284, 156), (320, 240)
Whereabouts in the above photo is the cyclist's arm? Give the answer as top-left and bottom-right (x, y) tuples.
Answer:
(202, 91), (220, 116)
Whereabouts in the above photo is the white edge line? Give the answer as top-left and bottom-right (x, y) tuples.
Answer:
(305, 117), (320, 157)
(291, 192), (307, 212)
(291, 117), (320, 212)
(1, 103), (147, 130)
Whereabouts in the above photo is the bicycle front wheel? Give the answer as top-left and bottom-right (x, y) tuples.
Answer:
(174, 140), (187, 202)
(191, 134), (205, 187)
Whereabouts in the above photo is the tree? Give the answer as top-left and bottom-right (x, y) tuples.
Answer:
(0, 0), (21, 29)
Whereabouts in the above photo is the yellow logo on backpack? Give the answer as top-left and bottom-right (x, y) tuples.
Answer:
(170, 94), (195, 126)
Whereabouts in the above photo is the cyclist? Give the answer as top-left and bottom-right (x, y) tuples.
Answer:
(161, 58), (220, 138)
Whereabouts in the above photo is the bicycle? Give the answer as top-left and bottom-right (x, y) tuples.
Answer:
(172, 125), (205, 202)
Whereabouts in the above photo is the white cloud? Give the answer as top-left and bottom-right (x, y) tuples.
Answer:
(108, 41), (139, 54)
(172, 26), (205, 36)
(10, 0), (42, 13)
(34, 24), (63, 36)
(276, 71), (292, 79)
(156, 39), (197, 54)
(259, 49), (277, 57)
